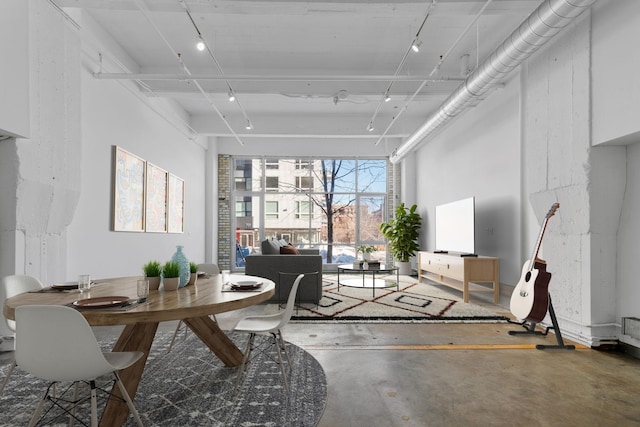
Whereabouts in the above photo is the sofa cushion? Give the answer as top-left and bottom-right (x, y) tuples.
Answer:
(261, 239), (282, 255)
(280, 244), (300, 255)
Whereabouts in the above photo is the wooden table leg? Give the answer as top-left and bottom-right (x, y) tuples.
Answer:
(100, 322), (159, 427)
(184, 316), (244, 366)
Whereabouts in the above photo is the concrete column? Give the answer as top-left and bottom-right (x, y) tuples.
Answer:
(0, 2), (81, 283)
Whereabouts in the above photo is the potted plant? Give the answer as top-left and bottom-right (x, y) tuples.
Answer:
(143, 260), (162, 290)
(188, 262), (198, 286)
(162, 260), (181, 291)
(357, 245), (376, 261)
(379, 203), (422, 275)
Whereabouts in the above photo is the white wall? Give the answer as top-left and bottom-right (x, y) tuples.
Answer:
(618, 142), (640, 347)
(415, 76), (522, 286)
(65, 66), (207, 280)
(0, 0), (29, 138)
(0, 1), (82, 285)
(591, 0), (640, 347)
(592, 0), (640, 145)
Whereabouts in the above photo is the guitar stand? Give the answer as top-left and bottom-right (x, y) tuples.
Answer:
(508, 296), (575, 350)
(507, 319), (546, 336)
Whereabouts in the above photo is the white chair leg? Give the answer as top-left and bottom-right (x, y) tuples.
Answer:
(68, 381), (79, 427)
(0, 360), (16, 396)
(114, 372), (144, 427)
(234, 333), (255, 394)
(277, 329), (292, 372)
(89, 381), (98, 427)
(28, 388), (49, 427)
(167, 320), (185, 353)
(272, 332), (289, 393)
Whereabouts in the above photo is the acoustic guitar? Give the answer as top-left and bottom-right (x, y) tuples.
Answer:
(510, 202), (559, 323)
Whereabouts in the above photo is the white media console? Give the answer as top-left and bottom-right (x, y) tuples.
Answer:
(417, 251), (500, 303)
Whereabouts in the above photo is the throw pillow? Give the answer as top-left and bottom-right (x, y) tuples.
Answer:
(280, 244), (300, 255)
(261, 239), (281, 255)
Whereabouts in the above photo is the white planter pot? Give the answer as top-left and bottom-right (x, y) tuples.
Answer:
(163, 277), (180, 291)
(396, 261), (412, 275)
(363, 253), (372, 261)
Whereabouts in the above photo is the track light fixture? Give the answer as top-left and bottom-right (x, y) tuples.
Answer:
(384, 91), (391, 102)
(367, 123), (374, 132)
(181, 0), (252, 143)
(196, 35), (206, 51)
(411, 39), (422, 53)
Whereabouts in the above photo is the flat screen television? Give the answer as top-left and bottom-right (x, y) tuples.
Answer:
(435, 197), (476, 255)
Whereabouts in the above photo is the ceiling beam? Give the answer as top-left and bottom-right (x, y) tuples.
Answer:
(92, 73), (466, 82)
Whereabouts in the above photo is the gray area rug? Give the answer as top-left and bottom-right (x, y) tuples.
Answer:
(0, 331), (327, 426)
(283, 274), (508, 323)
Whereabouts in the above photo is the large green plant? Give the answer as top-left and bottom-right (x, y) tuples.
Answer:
(379, 203), (422, 263)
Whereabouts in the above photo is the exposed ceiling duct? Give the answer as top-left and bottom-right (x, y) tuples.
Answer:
(390, 0), (598, 164)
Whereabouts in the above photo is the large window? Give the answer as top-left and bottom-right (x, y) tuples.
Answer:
(231, 157), (388, 265)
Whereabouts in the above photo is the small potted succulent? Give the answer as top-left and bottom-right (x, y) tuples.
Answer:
(357, 245), (376, 261)
(162, 260), (181, 291)
(188, 262), (198, 286)
(143, 260), (162, 290)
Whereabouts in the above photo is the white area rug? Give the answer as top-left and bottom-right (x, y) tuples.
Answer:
(276, 274), (507, 323)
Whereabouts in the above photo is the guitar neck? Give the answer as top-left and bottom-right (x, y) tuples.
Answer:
(529, 218), (549, 263)
(527, 203), (560, 272)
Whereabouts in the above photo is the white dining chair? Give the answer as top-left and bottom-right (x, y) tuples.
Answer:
(0, 274), (44, 396)
(197, 263), (220, 276)
(167, 263), (220, 353)
(15, 305), (145, 427)
(232, 273), (304, 394)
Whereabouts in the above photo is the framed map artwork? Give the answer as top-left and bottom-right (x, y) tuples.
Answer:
(145, 162), (168, 232)
(167, 173), (184, 233)
(112, 146), (145, 232)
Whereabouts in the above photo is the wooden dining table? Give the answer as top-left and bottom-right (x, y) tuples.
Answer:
(3, 274), (274, 426)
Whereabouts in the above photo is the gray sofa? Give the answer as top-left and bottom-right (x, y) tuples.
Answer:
(244, 240), (323, 303)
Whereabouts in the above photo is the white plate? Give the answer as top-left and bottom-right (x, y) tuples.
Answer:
(230, 280), (262, 290)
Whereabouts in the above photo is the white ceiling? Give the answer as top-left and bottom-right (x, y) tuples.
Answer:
(56, 0), (541, 142)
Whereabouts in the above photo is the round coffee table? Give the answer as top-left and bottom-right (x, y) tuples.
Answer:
(337, 263), (399, 297)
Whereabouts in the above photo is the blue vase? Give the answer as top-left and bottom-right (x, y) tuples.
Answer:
(171, 245), (190, 287)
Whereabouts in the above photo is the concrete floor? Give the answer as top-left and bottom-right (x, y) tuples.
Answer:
(4, 296), (640, 427)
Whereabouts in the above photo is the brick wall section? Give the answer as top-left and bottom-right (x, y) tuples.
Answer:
(386, 159), (398, 266)
(217, 155), (231, 270)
